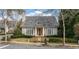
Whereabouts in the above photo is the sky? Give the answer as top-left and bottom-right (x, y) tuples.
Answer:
(0, 9), (60, 21)
(25, 9), (60, 22)
(26, 9), (60, 17)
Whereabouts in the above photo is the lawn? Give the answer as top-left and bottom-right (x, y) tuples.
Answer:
(10, 37), (77, 44)
(11, 38), (29, 42)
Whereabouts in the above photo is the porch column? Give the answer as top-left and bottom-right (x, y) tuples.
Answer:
(32, 28), (35, 36)
(35, 27), (37, 36)
(43, 27), (44, 36)
(44, 28), (47, 36)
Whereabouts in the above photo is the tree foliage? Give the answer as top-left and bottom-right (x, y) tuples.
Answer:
(0, 9), (25, 38)
(59, 9), (79, 38)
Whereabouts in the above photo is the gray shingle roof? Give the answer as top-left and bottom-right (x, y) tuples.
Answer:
(22, 16), (58, 28)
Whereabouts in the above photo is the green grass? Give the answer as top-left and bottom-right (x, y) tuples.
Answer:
(10, 37), (77, 43)
(11, 38), (30, 42)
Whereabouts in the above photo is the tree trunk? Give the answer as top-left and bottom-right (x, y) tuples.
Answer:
(4, 19), (8, 42)
(61, 13), (65, 46)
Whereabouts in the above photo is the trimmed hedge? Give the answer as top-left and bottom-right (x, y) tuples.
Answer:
(49, 37), (62, 43)
(12, 34), (33, 38)
(65, 38), (77, 43)
(48, 37), (77, 43)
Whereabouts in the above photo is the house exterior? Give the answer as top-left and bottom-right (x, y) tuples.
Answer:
(21, 16), (59, 36)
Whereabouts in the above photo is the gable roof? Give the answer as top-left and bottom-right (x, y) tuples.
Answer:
(21, 16), (58, 28)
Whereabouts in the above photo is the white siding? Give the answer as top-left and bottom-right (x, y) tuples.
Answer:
(51, 28), (53, 35)
(44, 28), (52, 36)
(33, 28), (35, 36)
(44, 28), (57, 36)
(22, 28), (35, 36)
(44, 28), (47, 36)
(47, 28), (51, 35)
(22, 28), (26, 35)
(22, 28), (57, 36)
(26, 28), (31, 35)
(53, 28), (57, 35)
(29, 28), (35, 36)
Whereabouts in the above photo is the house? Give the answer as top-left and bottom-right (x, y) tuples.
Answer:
(21, 16), (59, 37)
(0, 20), (17, 34)
(0, 20), (5, 34)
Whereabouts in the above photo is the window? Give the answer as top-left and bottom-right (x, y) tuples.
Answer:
(53, 28), (57, 35)
(26, 28), (34, 35)
(47, 28), (51, 35)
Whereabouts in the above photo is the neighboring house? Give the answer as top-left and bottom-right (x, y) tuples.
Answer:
(21, 16), (59, 36)
(7, 20), (17, 33)
(0, 20), (17, 34)
(0, 21), (5, 34)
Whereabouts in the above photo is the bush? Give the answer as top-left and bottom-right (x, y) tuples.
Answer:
(12, 34), (33, 38)
(48, 37), (62, 43)
(12, 27), (33, 38)
(48, 37), (77, 43)
(65, 38), (77, 43)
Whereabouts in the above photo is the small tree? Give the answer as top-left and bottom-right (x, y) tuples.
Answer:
(13, 19), (23, 38)
(13, 27), (22, 38)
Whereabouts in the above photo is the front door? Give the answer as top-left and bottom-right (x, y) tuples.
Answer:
(37, 27), (43, 36)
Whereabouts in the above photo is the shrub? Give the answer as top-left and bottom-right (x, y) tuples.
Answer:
(12, 34), (33, 38)
(65, 38), (77, 43)
(48, 37), (77, 43)
(48, 37), (62, 43)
